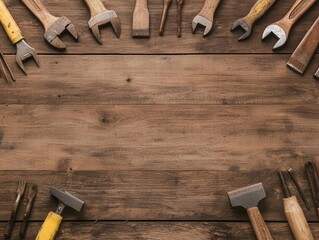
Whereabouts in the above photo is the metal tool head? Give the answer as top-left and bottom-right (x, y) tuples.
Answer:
(17, 180), (27, 195)
(44, 16), (78, 49)
(88, 11), (121, 44)
(228, 183), (266, 209)
(27, 184), (37, 200)
(192, 15), (213, 36)
(262, 24), (287, 50)
(15, 39), (39, 75)
(231, 19), (251, 41)
(50, 187), (84, 212)
(315, 68), (319, 80)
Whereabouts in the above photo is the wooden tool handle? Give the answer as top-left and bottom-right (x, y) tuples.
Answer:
(276, 0), (317, 33)
(243, 0), (277, 27)
(84, 0), (107, 17)
(284, 196), (314, 240)
(0, 0), (23, 44)
(247, 207), (273, 240)
(159, 0), (171, 35)
(198, 0), (221, 22)
(134, 0), (148, 10)
(35, 212), (62, 240)
(22, 0), (58, 30)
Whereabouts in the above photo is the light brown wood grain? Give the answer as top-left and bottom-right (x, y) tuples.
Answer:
(247, 207), (273, 240)
(196, 0), (221, 22)
(132, 0), (149, 37)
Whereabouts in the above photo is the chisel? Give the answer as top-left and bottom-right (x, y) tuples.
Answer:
(132, 0), (149, 37)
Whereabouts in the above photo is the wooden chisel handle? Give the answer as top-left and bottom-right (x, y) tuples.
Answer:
(247, 207), (273, 240)
(0, 0), (23, 44)
(242, 0), (277, 27)
(198, 0), (221, 22)
(84, 0), (107, 17)
(284, 196), (314, 240)
(22, 0), (58, 30)
(274, 0), (317, 34)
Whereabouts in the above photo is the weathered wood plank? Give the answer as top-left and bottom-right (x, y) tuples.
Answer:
(1, 222), (319, 240)
(0, 170), (317, 221)
(0, 0), (317, 54)
(0, 55), (318, 105)
(0, 105), (319, 171)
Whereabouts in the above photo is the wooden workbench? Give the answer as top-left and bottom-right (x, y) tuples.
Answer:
(0, 0), (318, 239)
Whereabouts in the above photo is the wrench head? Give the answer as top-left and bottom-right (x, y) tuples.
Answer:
(44, 16), (78, 49)
(15, 39), (39, 75)
(88, 11), (121, 44)
(192, 15), (213, 37)
(262, 24), (287, 50)
(230, 19), (252, 41)
(315, 68), (319, 80)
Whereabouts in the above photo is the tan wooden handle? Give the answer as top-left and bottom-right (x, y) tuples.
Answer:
(243, 0), (277, 27)
(284, 196), (314, 240)
(135, 0), (148, 10)
(22, 0), (57, 30)
(247, 207), (273, 240)
(275, 0), (317, 33)
(84, 0), (107, 17)
(198, 0), (221, 22)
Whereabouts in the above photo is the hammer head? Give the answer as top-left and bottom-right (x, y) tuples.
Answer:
(228, 183), (266, 209)
(50, 187), (84, 212)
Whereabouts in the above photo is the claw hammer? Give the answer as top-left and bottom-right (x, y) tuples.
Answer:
(0, 0), (39, 74)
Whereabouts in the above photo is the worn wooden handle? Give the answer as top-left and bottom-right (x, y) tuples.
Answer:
(247, 207), (273, 240)
(275, 0), (317, 34)
(284, 196), (314, 240)
(84, 0), (107, 17)
(243, 0), (277, 27)
(22, 0), (57, 30)
(198, 0), (221, 22)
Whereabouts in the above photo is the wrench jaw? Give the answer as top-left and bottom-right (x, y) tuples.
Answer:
(192, 15), (212, 37)
(15, 39), (39, 75)
(315, 68), (319, 80)
(262, 25), (287, 50)
(231, 19), (251, 41)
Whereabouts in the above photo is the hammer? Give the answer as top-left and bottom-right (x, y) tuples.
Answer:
(228, 183), (273, 240)
(36, 187), (84, 240)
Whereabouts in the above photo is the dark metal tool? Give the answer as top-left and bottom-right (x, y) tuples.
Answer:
(315, 68), (319, 80)
(21, 0), (78, 49)
(19, 184), (37, 239)
(84, 0), (121, 44)
(305, 161), (319, 215)
(4, 181), (27, 239)
(288, 168), (310, 210)
(228, 183), (273, 240)
(35, 187), (84, 240)
(0, 51), (15, 85)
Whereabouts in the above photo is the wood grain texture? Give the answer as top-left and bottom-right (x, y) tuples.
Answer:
(0, 170), (317, 221)
(0, 55), (318, 105)
(0, 0), (316, 54)
(1, 222), (319, 240)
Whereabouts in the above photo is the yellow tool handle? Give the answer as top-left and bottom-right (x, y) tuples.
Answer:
(36, 212), (63, 240)
(0, 0), (23, 44)
(244, 0), (277, 27)
(284, 196), (314, 240)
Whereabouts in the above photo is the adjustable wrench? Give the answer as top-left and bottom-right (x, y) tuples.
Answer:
(192, 0), (221, 36)
(231, 0), (277, 41)
(0, 0), (39, 74)
(262, 0), (317, 50)
(22, 0), (78, 49)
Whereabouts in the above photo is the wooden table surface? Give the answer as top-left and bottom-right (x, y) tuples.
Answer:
(0, 0), (318, 239)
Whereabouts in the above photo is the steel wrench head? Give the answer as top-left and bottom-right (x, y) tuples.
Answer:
(44, 16), (78, 49)
(262, 24), (287, 50)
(315, 68), (319, 80)
(15, 39), (39, 75)
(231, 19), (252, 41)
(88, 11), (121, 44)
(192, 15), (213, 37)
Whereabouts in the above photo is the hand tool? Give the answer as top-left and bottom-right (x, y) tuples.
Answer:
(4, 181), (27, 239)
(84, 0), (121, 44)
(159, 0), (172, 36)
(305, 161), (319, 215)
(176, 0), (184, 37)
(315, 68), (319, 80)
(21, 0), (78, 49)
(231, 0), (277, 41)
(19, 184), (37, 239)
(262, 0), (317, 50)
(0, 50), (15, 85)
(192, 0), (221, 36)
(288, 168), (310, 210)
(278, 171), (314, 240)
(36, 187), (84, 240)
(132, 0), (150, 37)
(287, 17), (319, 75)
(0, 0), (39, 74)
(228, 183), (273, 240)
